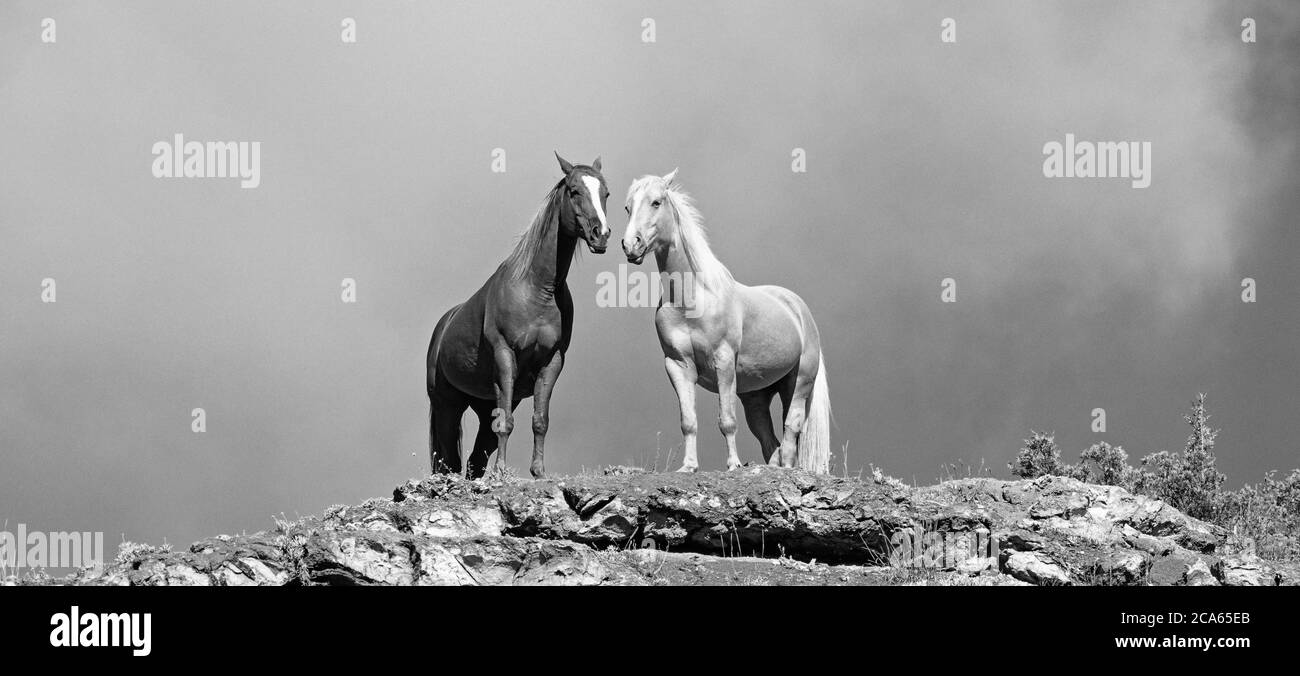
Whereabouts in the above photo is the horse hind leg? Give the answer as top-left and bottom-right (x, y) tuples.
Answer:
(776, 368), (813, 469)
(740, 389), (781, 465)
(466, 399), (500, 479)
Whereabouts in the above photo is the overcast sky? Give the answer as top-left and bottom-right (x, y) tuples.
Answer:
(2, 1), (1297, 547)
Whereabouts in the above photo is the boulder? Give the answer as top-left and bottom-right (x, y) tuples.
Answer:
(1184, 559), (1218, 586)
(1214, 554), (1279, 587)
(1004, 551), (1072, 586)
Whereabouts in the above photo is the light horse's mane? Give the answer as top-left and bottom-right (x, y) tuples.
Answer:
(633, 176), (735, 291)
(503, 179), (565, 281)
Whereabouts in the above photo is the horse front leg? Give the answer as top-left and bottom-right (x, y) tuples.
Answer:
(665, 357), (699, 472)
(529, 350), (564, 479)
(713, 349), (742, 470)
(491, 346), (517, 474)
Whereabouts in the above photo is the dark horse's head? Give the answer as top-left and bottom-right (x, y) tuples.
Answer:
(555, 152), (610, 254)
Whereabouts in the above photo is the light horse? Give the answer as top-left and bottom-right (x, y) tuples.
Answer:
(621, 170), (831, 473)
(427, 153), (610, 478)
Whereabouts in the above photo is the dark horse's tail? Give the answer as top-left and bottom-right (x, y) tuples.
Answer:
(426, 303), (462, 474)
(426, 360), (439, 473)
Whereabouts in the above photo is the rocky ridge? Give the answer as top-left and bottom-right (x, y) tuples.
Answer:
(34, 467), (1299, 586)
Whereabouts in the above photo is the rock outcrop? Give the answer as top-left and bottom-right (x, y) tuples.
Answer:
(28, 466), (1295, 586)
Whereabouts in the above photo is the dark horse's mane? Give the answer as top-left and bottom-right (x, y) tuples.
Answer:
(503, 179), (566, 281)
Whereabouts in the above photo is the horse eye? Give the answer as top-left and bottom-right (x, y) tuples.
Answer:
(651, 200), (661, 208)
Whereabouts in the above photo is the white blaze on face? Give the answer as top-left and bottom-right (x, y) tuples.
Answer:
(581, 175), (608, 237)
(623, 187), (644, 251)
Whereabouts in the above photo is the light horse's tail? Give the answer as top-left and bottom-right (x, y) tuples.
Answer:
(798, 354), (831, 474)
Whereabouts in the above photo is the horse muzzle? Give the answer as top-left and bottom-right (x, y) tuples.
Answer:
(622, 239), (647, 264)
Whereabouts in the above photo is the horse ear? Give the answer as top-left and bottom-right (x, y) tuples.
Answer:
(591, 156), (602, 172)
(662, 167), (679, 184)
(555, 152), (574, 175)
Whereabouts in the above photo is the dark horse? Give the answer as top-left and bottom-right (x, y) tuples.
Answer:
(427, 153), (610, 478)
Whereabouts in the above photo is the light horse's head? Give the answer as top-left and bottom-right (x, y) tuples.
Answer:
(621, 168), (680, 265)
(555, 152), (611, 254)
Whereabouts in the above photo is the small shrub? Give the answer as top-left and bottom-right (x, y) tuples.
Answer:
(1216, 469), (1300, 559)
(871, 465), (908, 490)
(1008, 431), (1061, 479)
(113, 540), (171, 567)
(1063, 441), (1137, 490)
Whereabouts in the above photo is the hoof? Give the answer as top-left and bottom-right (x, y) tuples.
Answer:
(675, 465), (698, 473)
